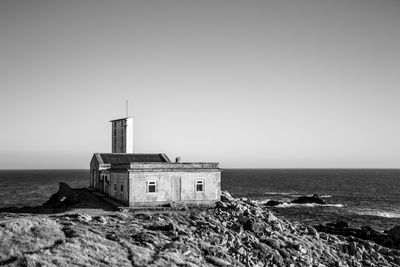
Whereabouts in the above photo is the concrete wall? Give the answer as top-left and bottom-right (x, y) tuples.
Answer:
(111, 118), (134, 153)
(99, 171), (110, 194)
(110, 171), (129, 204)
(125, 117), (134, 153)
(89, 159), (98, 189)
(111, 120), (126, 153)
(128, 171), (220, 206)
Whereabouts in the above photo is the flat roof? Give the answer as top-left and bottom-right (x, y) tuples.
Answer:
(109, 116), (134, 122)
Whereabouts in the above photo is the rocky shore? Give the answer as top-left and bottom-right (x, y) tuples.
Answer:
(1, 185), (400, 266)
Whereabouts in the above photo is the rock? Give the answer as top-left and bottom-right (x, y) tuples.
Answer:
(264, 200), (283, 207)
(238, 214), (249, 224)
(2, 188), (396, 267)
(206, 256), (231, 266)
(94, 216), (107, 224)
(333, 220), (349, 229)
(45, 182), (81, 207)
(262, 238), (281, 250)
(220, 191), (234, 203)
(105, 232), (119, 241)
(387, 226), (400, 247)
(307, 226), (318, 237)
(348, 242), (357, 256)
(216, 201), (228, 209)
(244, 220), (265, 234)
(237, 247), (246, 255)
(265, 211), (279, 223)
(291, 194), (326, 205)
(77, 214), (92, 223)
(160, 252), (186, 265)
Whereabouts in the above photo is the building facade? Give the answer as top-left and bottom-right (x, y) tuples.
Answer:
(90, 153), (221, 207)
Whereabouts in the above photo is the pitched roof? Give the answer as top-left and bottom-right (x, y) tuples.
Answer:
(96, 153), (170, 164)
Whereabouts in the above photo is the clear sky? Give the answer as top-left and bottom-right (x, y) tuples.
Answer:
(1, 0), (399, 169)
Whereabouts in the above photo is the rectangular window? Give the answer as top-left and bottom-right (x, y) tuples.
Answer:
(196, 180), (204, 192)
(100, 175), (103, 181)
(120, 184), (123, 192)
(114, 182), (116, 191)
(148, 181), (156, 193)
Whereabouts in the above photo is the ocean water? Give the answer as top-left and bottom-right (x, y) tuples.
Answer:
(0, 169), (399, 231)
(0, 170), (88, 208)
(222, 169), (400, 231)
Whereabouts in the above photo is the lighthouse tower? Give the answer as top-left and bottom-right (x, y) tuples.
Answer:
(110, 117), (134, 153)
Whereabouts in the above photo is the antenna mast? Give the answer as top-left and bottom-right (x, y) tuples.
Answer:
(126, 99), (128, 117)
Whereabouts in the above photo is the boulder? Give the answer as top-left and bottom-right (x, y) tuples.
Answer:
(264, 200), (283, 207)
(387, 226), (400, 247)
(291, 194), (326, 205)
(221, 191), (234, 203)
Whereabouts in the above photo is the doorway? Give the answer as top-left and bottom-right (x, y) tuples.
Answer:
(172, 177), (181, 202)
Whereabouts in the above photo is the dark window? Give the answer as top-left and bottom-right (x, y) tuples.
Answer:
(120, 184), (123, 192)
(148, 181), (156, 193)
(196, 180), (204, 192)
(114, 182), (116, 191)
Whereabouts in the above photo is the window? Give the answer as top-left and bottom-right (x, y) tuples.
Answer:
(120, 184), (123, 192)
(147, 181), (156, 193)
(100, 175), (103, 181)
(196, 180), (204, 192)
(114, 182), (116, 191)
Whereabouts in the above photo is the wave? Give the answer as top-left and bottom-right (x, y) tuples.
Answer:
(354, 210), (400, 218)
(256, 199), (344, 208)
(264, 192), (332, 198)
(276, 202), (344, 208)
(263, 192), (294, 196)
(290, 194), (332, 198)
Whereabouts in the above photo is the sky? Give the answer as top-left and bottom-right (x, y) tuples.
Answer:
(1, 0), (400, 169)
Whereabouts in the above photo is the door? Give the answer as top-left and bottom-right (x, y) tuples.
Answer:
(172, 177), (181, 202)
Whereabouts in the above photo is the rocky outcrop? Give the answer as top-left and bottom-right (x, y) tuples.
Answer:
(0, 183), (115, 214)
(263, 200), (283, 207)
(316, 221), (400, 251)
(291, 194), (326, 205)
(263, 194), (326, 207)
(0, 188), (400, 266)
(45, 182), (81, 207)
(387, 226), (400, 247)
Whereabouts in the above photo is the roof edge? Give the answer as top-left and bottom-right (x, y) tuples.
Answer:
(109, 116), (134, 122)
(160, 153), (171, 163)
(94, 153), (104, 164)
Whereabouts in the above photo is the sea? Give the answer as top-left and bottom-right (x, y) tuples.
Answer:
(0, 169), (399, 231)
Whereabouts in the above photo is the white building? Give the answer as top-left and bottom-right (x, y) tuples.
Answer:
(90, 117), (221, 207)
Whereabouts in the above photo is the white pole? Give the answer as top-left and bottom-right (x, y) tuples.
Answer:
(126, 99), (128, 117)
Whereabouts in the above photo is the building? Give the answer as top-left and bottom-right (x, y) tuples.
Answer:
(89, 117), (221, 207)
